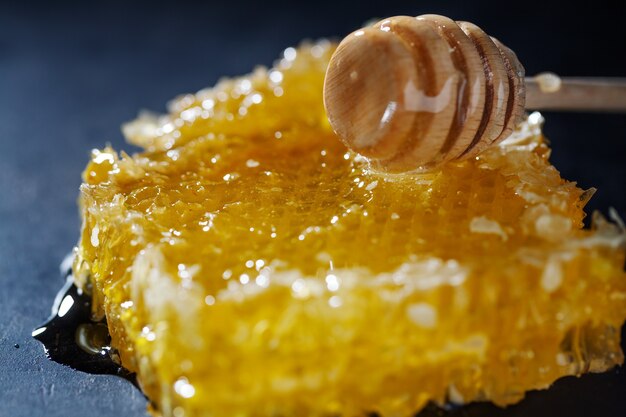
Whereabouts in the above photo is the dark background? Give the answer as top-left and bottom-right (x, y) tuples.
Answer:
(1, 1), (625, 416)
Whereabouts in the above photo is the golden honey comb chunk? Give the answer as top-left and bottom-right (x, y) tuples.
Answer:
(74, 42), (626, 417)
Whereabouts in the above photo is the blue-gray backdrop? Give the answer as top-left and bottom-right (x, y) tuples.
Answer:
(1, 1), (625, 416)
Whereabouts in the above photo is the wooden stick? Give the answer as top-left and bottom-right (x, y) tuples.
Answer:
(525, 73), (626, 113)
(323, 15), (626, 172)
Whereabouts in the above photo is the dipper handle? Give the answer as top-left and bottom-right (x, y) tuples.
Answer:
(526, 74), (626, 112)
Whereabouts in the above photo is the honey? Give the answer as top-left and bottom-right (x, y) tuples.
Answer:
(72, 41), (626, 417)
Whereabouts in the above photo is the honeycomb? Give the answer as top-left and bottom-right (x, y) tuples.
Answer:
(73, 41), (626, 417)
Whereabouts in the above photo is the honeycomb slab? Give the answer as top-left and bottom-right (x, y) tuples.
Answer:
(73, 42), (626, 417)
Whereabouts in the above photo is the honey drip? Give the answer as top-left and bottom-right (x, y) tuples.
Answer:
(33, 255), (138, 386)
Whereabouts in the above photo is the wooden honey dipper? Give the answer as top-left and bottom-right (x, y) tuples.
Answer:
(323, 14), (626, 172)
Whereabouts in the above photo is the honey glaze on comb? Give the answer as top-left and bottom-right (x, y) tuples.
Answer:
(36, 40), (626, 417)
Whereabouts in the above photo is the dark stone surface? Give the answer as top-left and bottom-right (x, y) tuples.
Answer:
(0, 1), (624, 416)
